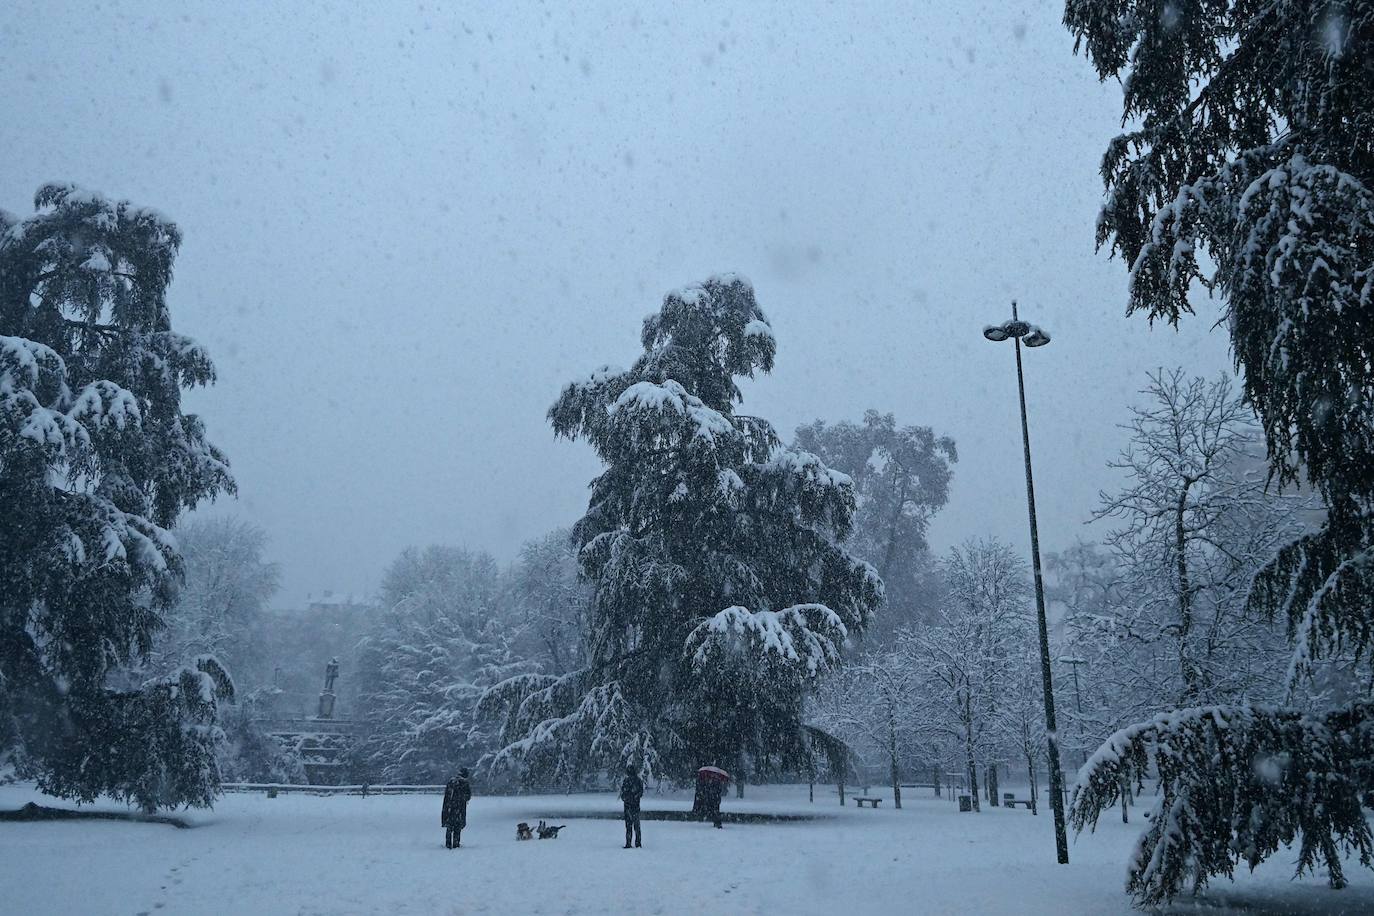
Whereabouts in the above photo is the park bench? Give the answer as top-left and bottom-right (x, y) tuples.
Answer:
(1002, 793), (1034, 810)
(853, 796), (883, 808)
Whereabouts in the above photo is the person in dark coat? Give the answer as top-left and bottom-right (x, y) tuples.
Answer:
(699, 774), (725, 828)
(441, 768), (472, 849)
(619, 763), (644, 849)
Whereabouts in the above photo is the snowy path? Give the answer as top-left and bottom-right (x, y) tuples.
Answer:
(2, 783), (1372, 915)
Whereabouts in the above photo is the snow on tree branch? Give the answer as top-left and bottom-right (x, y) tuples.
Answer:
(685, 604), (847, 677)
(1070, 702), (1374, 907)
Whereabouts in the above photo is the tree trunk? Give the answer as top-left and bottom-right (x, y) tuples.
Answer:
(963, 695), (980, 811)
(965, 740), (980, 813)
(888, 727), (902, 810)
(1120, 772), (1130, 823)
(879, 478), (911, 582)
(987, 763), (999, 806)
(932, 764), (941, 798)
(809, 779), (814, 803)
(1026, 752), (1038, 815)
(1175, 484), (1199, 704)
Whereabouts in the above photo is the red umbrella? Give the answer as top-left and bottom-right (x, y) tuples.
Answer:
(697, 765), (731, 783)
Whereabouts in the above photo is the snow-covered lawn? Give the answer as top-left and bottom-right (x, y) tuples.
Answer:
(2, 782), (1372, 915)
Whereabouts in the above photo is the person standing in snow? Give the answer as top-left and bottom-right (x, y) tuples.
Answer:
(700, 775), (725, 829)
(620, 763), (644, 848)
(442, 768), (472, 849)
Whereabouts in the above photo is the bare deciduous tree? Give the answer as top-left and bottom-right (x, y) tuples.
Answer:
(904, 538), (1032, 811)
(1092, 370), (1311, 713)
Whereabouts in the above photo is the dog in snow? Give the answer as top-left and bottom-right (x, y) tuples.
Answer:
(516, 822), (534, 841)
(536, 820), (565, 839)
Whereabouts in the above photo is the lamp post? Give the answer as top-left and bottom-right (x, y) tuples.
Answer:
(983, 301), (1070, 865)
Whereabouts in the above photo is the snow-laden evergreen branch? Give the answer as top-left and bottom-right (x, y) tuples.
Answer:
(1070, 702), (1374, 906)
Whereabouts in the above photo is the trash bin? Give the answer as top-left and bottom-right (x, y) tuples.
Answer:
(958, 794), (972, 812)
(266, 787), (278, 799)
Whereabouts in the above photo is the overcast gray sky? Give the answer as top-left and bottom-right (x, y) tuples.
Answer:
(1, 0), (1232, 607)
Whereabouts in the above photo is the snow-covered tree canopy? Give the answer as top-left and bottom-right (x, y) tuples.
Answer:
(507, 528), (590, 677)
(0, 185), (233, 810)
(481, 275), (882, 785)
(354, 546), (529, 784)
(1066, 6), (1374, 902)
(794, 410), (956, 645)
(1071, 703), (1374, 906)
(149, 516), (280, 678)
(902, 538), (1033, 810)
(1065, 1), (1374, 667)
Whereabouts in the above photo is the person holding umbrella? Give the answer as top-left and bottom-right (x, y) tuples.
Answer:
(696, 765), (730, 829)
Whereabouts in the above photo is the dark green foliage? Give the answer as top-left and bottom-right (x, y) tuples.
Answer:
(1067, 2), (1374, 903)
(1071, 703), (1374, 906)
(1065, 0), (1374, 669)
(29, 657), (233, 813)
(1, 185), (233, 809)
(482, 275), (881, 785)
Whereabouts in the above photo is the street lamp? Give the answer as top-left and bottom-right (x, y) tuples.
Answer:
(983, 300), (1070, 865)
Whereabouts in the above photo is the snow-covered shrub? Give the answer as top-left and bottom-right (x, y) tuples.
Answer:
(215, 703), (306, 785)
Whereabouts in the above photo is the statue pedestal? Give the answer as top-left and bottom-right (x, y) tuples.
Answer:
(317, 690), (336, 719)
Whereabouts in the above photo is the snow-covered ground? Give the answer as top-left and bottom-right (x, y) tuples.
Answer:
(2, 782), (1372, 915)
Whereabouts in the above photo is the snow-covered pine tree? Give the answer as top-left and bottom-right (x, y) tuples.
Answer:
(1065, 3), (1374, 903)
(0, 185), (234, 811)
(481, 275), (882, 786)
(353, 546), (528, 783)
